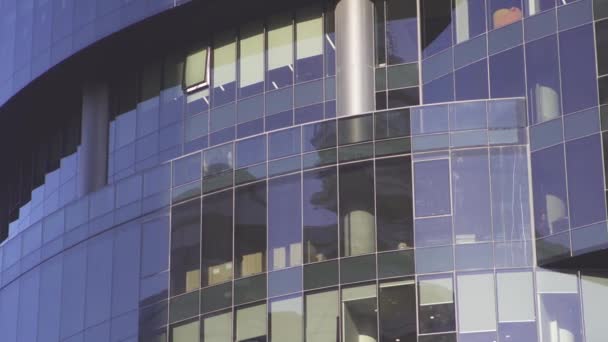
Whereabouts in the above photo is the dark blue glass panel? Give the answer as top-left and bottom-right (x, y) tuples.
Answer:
(112, 224), (142, 316)
(235, 181), (267, 278)
(265, 110), (293, 131)
(414, 159), (451, 217)
(421, 0), (454, 57)
(488, 0), (523, 30)
(376, 156), (413, 251)
(565, 135), (606, 228)
(524, 9), (556, 42)
(269, 126), (301, 160)
(295, 103), (324, 125)
(559, 24), (598, 114)
(388, 87), (420, 107)
(86, 232), (113, 327)
(18, 269), (39, 342)
(38, 256), (63, 342)
(237, 95), (264, 124)
(325, 11), (336, 76)
(141, 217), (170, 277)
(303, 167), (338, 263)
(60, 244), (87, 339)
(268, 174), (302, 270)
(386, 0), (418, 64)
(303, 120), (336, 152)
(423, 73), (454, 104)
(173, 153), (201, 187)
(236, 135), (266, 168)
(296, 54), (323, 83)
(526, 34), (561, 124)
(201, 191), (233, 288)
(210, 126), (236, 146)
(455, 59), (488, 101)
(454, 35), (487, 69)
(0, 281), (19, 342)
(531, 144), (569, 238)
(450, 101), (487, 130)
(212, 82), (236, 108)
(490, 45), (525, 98)
(237, 118), (264, 138)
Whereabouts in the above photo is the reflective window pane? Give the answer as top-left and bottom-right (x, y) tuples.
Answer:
(213, 30), (237, 107)
(235, 182), (267, 278)
(414, 159), (451, 217)
(303, 168), (338, 263)
(386, 0), (418, 64)
(379, 279), (417, 342)
(269, 174), (302, 270)
(455, 0), (487, 43)
(452, 149), (492, 243)
(526, 34), (561, 124)
(418, 275), (456, 334)
(376, 156), (413, 251)
(202, 190), (233, 287)
(339, 161), (376, 256)
(171, 199), (201, 295)
(421, 0), (454, 57)
(342, 285), (378, 342)
(531, 144), (569, 238)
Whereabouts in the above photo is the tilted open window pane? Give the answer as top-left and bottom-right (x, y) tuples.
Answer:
(184, 46), (209, 91)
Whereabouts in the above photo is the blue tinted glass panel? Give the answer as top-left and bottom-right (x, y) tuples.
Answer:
(559, 24), (598, 114)
(38, 256), (63, 342)
(236, 135), (266, 168)
(526, 34), (561, 124)
(531, 144), (569, 238)
(452, 149), (492, 243)
(415, 216), (453, 247)
(386, 0), (418, 64)
(489, 45), (525, 98)
(490, 146), (531, 241)
(566, 135), (606, 228)
(86, 232), (114, 327)
(173, 153), (201, 186)
(414, 159), (451, 217)
(421, 0), (454, 57)
(455, 59), (488, 101)
(423, 73), (454, 104)
(112, 223), (142, 316)
(303, 167), (338, 263)
(60, 244), (87, 339)
(268, 174), (302, 270)
(303, 120), (336, 152)
(269, 127), (301, 159)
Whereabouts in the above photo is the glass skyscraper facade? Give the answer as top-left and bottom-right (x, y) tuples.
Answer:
(0, 0), (608, 341)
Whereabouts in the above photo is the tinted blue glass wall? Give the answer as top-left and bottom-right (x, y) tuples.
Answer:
(1, 0), (608, 342)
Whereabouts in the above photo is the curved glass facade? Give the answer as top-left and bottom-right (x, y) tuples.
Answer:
(1, 0), (608, 341)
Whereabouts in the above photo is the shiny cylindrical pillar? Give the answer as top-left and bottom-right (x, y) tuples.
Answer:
(78, 82), (109, 197)
(335, 0), (375, 117)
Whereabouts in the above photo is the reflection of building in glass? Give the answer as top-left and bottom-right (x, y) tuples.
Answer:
(0, 0), (608, 341)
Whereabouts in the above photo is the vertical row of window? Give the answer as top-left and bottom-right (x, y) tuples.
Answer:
(374, 0), (421, 109)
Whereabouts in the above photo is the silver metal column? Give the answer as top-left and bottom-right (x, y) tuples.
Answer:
(78, 82), (109, 197)
(335, 0), (375, 117)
